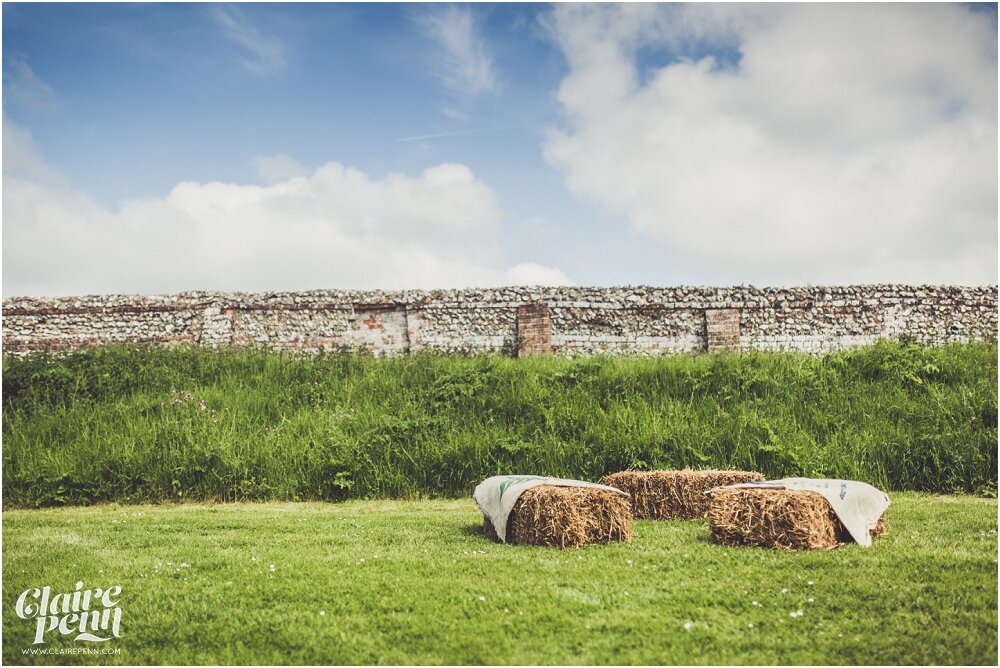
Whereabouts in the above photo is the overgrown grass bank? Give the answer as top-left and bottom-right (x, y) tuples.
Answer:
(2, 496), (997, 665)
(3, 341), (997, 506)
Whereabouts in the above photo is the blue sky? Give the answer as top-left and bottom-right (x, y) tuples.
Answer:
(3, 3), (997, 297)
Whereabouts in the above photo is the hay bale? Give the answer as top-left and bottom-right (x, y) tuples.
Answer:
(600, 469), (765, 519)
(706, 487), (888, 550)
(481, 485), (632, 548)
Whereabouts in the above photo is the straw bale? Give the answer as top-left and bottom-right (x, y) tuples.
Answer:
(600, 469), (765, 519)
(482, 485), (632, 548)
(706, 487), (888, 550)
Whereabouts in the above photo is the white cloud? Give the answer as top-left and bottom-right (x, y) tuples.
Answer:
(252, 153), (308, 184)
(415, 5), (498, 96)
(2, 120), (56, 181)
(2, 122), (570, 297)
(396, 127), (495, 143)
(211, 5), (286, 76)
(544, 4), (998, 285)
(441, 106), (468, 122)
(504, 262), (575, 287)
(3, 56), (57, 110)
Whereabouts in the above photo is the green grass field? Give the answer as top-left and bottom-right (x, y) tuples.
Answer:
(3, 343), (996, 664)
(3, 495), (997, 665)
(3, 341), (997, 506)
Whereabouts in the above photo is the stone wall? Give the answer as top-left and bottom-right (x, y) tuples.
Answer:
(2, 285), (996, 357)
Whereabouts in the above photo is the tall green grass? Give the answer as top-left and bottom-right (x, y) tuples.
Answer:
(3, 340), (996, 506)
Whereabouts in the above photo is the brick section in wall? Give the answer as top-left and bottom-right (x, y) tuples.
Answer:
(348, 306), (410, 357)
(705, 309), (741, 352)
(517, 303), (553, 356)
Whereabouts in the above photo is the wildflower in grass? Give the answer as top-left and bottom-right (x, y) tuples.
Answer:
(807, 597), (814, 603)
(269, 564), (276, 572)
(781, 588), (788, 593)
(752, 601), (760, 606)
(478, 596), (486, 601)
(748, 623), (754, 628)
(319, 610), (326, 616)
(807, 580), (814, 586)
(683, 622), (693, 630)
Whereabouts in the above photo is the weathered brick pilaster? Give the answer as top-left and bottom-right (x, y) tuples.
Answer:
(705, 308), (741, 352)
(517, 303), (552, 356)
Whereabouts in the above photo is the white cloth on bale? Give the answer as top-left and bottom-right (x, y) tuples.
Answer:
(473, 475), (629, 544)
(716, 477), (891, 547)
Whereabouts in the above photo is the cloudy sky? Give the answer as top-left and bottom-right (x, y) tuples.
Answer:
(3, 2), (997, 297)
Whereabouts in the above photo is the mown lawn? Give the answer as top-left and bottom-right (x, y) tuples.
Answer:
(2, 494), (996, 665)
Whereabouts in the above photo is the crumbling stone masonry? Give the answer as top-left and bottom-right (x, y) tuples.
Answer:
(2, 285), (996, 357)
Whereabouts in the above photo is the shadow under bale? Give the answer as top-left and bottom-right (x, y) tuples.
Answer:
(601, 469), (765, 519)
(482, 485), (632, 548)
(706, 487), (888, 550)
